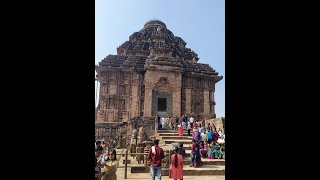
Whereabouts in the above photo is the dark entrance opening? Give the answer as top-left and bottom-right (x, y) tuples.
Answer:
(158, 98), (167, 111)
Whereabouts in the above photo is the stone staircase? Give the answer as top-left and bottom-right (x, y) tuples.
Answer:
(130, 129), (225, 176)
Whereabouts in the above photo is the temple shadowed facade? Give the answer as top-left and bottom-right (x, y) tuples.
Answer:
(95, 20), (223, 147)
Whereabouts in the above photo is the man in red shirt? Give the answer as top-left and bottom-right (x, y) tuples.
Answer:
(148, 139), (165, 180)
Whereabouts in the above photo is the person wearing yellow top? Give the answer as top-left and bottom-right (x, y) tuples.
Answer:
(100, 149), (119, 180)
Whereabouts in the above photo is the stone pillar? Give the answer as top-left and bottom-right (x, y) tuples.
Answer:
(144, 70), (154, 117)
(144, 86), (153, 117)
(203, 90), (210, 118)
(173, 89), (181, 117)
(185, 89), (191, 114)
(172, 72), (182, 117)
(131, 84), (139, 117)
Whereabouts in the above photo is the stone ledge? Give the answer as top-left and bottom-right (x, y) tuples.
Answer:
(131, 166), (225, 175)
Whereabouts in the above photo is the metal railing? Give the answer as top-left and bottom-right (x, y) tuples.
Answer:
(115, 150), (172, 179)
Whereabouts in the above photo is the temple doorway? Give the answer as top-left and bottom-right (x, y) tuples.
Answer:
(158, 98), (167, 112)
(152, 91), (172, 117)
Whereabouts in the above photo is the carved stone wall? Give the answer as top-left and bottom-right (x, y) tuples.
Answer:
(95, 71), (145, 123)
(181, 76), (215, 118)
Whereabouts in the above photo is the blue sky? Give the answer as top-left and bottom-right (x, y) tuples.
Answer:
(95, 0), (225, 117)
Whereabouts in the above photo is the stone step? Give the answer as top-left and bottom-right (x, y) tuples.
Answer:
(161, 136), (194, 140)
(170, 150), (225, 161)
(161, 144), (192, 150)
(176, 152), (203, 158)
(164, 140), (193, 144)
(164, 165), (225, 176)
(183, 158), (225, 165)
(131, 165), (225, 175)
(119, 154), (224, 166)
(157, 129), (189, 133)
(159, 133), (192, 136)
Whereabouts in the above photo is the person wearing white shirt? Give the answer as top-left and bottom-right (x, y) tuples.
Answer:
(161, 117), (166, 129)
(200, 131), (208, 142)
(189, 116), (194, 128)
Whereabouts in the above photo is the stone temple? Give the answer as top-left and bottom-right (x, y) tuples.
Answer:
(95, 20), (223, 148)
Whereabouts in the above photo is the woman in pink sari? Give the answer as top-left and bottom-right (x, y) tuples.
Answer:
(178, 121), (183, 136)
(170, 147), (183, 180)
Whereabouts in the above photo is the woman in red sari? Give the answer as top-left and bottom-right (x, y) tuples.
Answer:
(178, 121), (183, 136)
(170, 147), (183, 180)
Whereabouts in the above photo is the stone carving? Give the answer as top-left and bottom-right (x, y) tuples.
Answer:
(118, 111), (123, 122)
(116, 128), (122, 148)
(124, 73), (129, 83)
(119, 99), (125, 110)
(109, 72), (115, 83)
(126, 85), (131, 96)
(100, 100), (105, 110)
(137, 126), (146, 145)
(132, 128), (138, 141)
(119, 85), (126, 95)
(136, 144), (144, 164)
(119, 72), (124, 83)
(129, 128), (138, 155)
(108, 98), (114, 109)
(153, 77), (173, 93)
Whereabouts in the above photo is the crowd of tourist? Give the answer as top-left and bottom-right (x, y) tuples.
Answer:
(95, 114), (225, 180)
(164, 114), (225, 180)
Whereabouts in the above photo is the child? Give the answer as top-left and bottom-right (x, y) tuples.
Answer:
(207, 142), (214, 159)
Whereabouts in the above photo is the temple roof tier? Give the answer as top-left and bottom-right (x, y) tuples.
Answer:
(97, 20), (222, 78)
